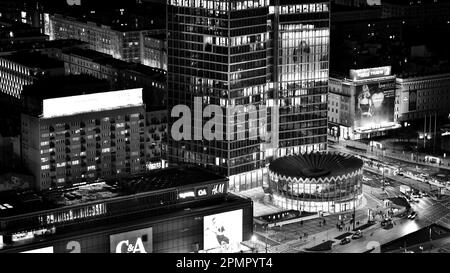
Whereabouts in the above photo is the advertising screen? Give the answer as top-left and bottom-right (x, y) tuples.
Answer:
(203, 209), (243, 252)
(110, 227), (152, 253)
(354, 80), (395, 129)
(21, 246), (54, 253)
(350, 66), (391, 81)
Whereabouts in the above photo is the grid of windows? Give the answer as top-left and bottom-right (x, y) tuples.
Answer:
(168, 0), (330, 191)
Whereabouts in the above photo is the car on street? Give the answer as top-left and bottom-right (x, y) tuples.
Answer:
(362, 176), (371, 182)
(381, 218), (392, 227)
(408, 211), (417, 220)
(340, 237), (351, 245)
(351, 230), (363, 239)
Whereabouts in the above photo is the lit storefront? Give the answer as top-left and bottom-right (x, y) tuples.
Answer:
(0, 167), (253, 253)
(267, 152), (363, 213)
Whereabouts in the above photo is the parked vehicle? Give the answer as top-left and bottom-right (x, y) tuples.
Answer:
(408, 211), (417, 220)
(352, 230), (363, 239)
(340, 237), (351, 245)
(381, 218), (392, 227)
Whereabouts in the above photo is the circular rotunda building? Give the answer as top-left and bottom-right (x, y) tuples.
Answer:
(268, 152), (364, 213)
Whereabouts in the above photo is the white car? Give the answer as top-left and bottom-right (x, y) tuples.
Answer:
(408, 211), (417, 219)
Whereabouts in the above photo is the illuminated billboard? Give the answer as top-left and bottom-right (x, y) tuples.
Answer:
(42, 88), (143, 118)
(354, 80), (395, 129)
(110, 227), (152, 253)
(350, 66), (391, 81)
(203, 209), (243, 252)
(21, 246), (54, 253)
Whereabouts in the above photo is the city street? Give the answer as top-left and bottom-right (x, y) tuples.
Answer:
(245, 139), (450, 253)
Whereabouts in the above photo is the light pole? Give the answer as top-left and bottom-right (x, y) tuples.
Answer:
(251, 235), (257, 253)
(265, 225), (268, 253)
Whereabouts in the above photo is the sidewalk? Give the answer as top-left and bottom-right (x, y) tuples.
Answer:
(252, 197), (371, 253)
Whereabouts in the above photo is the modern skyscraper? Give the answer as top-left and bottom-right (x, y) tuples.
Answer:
(167, 0), (329, 191)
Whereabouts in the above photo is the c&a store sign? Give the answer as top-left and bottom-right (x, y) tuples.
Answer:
(110, 227), (153, 253)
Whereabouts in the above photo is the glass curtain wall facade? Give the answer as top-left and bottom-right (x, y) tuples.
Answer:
(167, 0), (330, 191)
(272, 0), (329, 158)
(268, 169), (363, 212)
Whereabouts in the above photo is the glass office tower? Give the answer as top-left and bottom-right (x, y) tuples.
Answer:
(167, 0), (329, 192)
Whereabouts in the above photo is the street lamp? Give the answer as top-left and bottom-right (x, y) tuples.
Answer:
(251, 235), (257, 253)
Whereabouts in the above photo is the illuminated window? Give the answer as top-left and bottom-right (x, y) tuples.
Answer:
(41, 165), (50, 170)
(40, 141), (49, 147)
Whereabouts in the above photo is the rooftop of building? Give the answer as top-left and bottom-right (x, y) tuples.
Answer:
(1, 52), (63, 70)
(381, 224), (450, 253)
(63, 47), (113, 62)
(269, 152), (364, 180)
(22, 74), (112, 101)
(0, 39), (88, 54)
(62, 47), (166, 80)
(0, 192), (249, 252)
(394, 60), (450, 78)
(51, 10), (161, 32)
(0, 166), (226, 219)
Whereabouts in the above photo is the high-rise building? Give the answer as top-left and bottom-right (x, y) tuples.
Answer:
(167, 0), (330, 191)
(21, 88), (147, 191)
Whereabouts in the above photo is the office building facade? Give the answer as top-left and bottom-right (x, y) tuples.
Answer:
(47, 14), (166, 70)
(395, 72), (450, 123)
(167, 0), (330, 191)
(0, 52), (64, 98)
(328, 66), (399, 140)
(21, 88), (147, 191)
